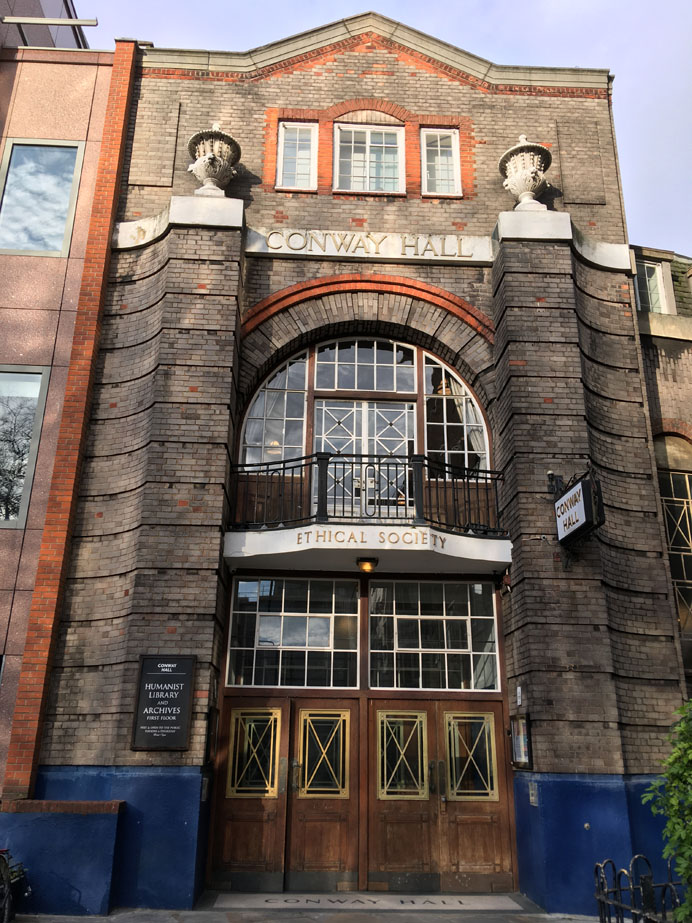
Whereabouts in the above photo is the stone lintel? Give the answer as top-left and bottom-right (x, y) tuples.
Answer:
(112, 196), (244, 250)
(494, 211), (631, 273)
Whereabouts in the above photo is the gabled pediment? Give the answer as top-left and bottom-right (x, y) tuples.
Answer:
(142, 11), (610, 92)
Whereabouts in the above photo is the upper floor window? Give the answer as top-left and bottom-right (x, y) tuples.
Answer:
(276, 122), (317, 191)
(421, 129), (461, 196)
(655, 434), (692, 693)
(241, 339), (488, 470)
(0, 140), (84, 256)
(0, 367), (48, 527)
(333, 124), (405, 194)
(635, 259), (670, 314)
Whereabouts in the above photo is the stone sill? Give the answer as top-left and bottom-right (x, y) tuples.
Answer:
(637, 312), (692, 343)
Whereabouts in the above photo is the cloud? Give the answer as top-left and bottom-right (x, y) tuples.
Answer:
(0, 145), (77, 251)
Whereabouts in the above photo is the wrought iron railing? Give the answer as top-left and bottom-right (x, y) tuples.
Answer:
(595, 855), (682, 923)
(230, 452), (505, 536)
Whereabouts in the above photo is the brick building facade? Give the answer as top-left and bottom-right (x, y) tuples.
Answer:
(0, 12), (690, 916)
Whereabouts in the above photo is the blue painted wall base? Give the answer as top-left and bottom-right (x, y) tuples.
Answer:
(0, 807), (120, 915)
(514, 773), (666, 915)
(0, 765), (211, 914)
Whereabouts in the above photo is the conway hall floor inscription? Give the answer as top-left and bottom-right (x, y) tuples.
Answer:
(214, 894), (524, 911)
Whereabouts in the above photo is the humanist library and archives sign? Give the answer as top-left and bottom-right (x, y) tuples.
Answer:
(246, 227), (493, 263)
(132, 655), (196, 750)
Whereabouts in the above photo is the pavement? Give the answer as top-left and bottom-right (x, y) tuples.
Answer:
(15, 891), (600, 923)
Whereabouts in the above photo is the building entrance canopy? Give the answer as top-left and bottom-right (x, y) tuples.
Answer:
(224, 523), (511, 575)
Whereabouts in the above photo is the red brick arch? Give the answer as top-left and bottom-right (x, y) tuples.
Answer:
(241, 273), (494, 343)
(324, 98), (413, 122)
(651, 418), (692, 444)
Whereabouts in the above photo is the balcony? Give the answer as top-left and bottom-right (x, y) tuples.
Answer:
(225, 453), (510, 574)
(230, 453), (504, 536)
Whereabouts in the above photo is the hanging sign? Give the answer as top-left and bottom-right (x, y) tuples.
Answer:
(132, 655), (196, 750)
(554, 477), (604, 544)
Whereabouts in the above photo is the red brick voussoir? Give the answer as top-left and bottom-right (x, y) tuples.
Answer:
(2, 40), (138, 801)
(241, 273), (495, 345)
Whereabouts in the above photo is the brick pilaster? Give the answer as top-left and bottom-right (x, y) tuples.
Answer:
(2, 40), (138, 800)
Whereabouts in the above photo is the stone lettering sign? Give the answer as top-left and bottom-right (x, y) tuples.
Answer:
(132, 655), (196, 750)
(246, 227), (493, 263)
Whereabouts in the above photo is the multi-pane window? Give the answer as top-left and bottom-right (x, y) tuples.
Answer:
(276, 122), (317, 190)
(421, 129), (461, 196)
(334, 125), (405, 194)
(635, 260), (668, 314)
(241, 340), (488, 470)
(369, 582), (498, 691)
(0, 369), (47, 527)
(659, 468), (692, 688)
(0, 141), (83, 255)
(242, 355), (307, 463)
(425, 356), (487, 469)
(228, 578), (359, 688)
(316, 340), (415, 392)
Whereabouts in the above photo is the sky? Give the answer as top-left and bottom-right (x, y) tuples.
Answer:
(84, 0), (692, 256)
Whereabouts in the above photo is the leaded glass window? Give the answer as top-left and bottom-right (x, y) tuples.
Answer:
(242, 354), (307, 463)
(658, 467), (692, 689)
(227, 708), (281, 797)
(240, 340), (489, 472)
(445, 712), (498, 801)
(298, 710), (349, 798)
(425, 356), (487, 469)
(377, 711), (428, 799)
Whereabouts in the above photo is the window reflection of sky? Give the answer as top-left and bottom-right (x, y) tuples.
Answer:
(0, 372), (41, 401)
(0, 145), (77, 251)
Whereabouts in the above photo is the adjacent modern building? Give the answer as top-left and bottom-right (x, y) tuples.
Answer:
(0, 12), (690, 916)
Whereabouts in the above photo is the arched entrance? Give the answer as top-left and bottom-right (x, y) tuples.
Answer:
(210, 336), (514, 892)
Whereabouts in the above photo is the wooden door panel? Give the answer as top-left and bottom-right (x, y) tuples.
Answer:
(368, 701), (439, 887)
(211, 699), (289, 890)
(286, 701), (359, 890)
(436, 702), (513, 890)
(222, 808), (280, 868)
(291, 810), (351, 871)
(378, 811), (434, 871)
(447, 814), (502, 871)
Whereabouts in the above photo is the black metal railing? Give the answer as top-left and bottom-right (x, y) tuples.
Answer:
(595, 856), (682, 923)
(230, 452), (505, 536)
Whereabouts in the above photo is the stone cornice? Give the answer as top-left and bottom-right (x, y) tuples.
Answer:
(139, 12), (610, 91)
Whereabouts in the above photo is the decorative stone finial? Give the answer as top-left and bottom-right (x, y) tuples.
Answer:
(498, 134), (552, 210)
(187, 122), (241, 196)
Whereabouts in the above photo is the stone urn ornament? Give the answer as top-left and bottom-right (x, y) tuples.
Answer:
(187, 122), (241, 196)
(498, 134), (552, 210)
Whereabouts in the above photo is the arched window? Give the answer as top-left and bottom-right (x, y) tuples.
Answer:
(241, 338), (489, 469)
(656, 434), (692, 691)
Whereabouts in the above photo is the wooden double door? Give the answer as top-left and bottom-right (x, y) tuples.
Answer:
(210, 696), (513, 892)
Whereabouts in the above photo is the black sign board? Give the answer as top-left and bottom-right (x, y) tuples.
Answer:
(132, 655), (196, 750)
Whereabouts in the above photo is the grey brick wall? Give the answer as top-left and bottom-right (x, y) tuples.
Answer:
(38, 37), (687, 776)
